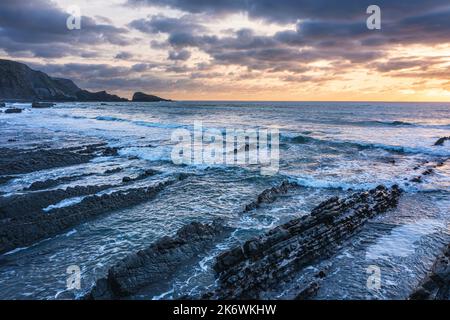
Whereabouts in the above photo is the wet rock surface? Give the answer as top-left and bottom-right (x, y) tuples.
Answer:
(32, 102), (55, 108)
(87, 220), (231, 300)
(22, 174), (95, 191)
(0, 175), (16, 185)
(0, 184), (112, 220)
(210, 185), (402, 299)
(4, 108), (22, 114)
(121, 169), (159, 184)
(409, 159), (448, 185)
(0, 174), (188, 254)
(0, 143), (112, 176)
(243, 180), (298, 212)
(410, 244), (450, 300)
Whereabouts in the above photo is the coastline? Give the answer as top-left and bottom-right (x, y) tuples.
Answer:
(1, 101), (449, 300)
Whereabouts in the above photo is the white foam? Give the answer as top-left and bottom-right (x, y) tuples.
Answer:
(3, 246), (30, 256)
(43, 196), (86, 212)
(152, 288), (174, 300)
(65, 229), (77, 237)
(118, 146), (172, 162)
(365, 219), (445, 261)
(293, 176), (379, 191)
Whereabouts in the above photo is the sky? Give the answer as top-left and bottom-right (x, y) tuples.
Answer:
(0, 0), (449, 101)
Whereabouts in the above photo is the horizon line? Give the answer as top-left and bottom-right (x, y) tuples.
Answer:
(167, 99), (450, 103)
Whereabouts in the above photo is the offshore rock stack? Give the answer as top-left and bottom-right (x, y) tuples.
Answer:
(433, 136), (450, 146)
(87, 220), (232, 300)
(210, 185), (402, 299)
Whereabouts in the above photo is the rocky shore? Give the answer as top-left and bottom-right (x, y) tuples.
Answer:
(83, 184), (403, 300)
(209, 185), (401, 299)
(0, 143), (110, 176)
(87, 220), (232, 300)
(0, 139), (189, 254)
(0, 173), (187, 254)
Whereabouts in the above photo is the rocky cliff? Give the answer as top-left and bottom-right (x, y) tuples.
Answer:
(0, 59), (126, 102)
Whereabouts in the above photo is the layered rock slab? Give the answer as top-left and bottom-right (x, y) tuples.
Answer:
(211, 185), (402, 299)
(88, 220), (231, 299)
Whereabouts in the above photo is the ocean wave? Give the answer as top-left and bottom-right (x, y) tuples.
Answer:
(282, 134), (450, 157)
(118, 146), (172, 162)
(290, 176), (385, 191)
(286, 172), (450, 194)
(95, 115), (185, 129)
(349, 120), (414, 127)
(322, 119), (450, 129)
(95, 116), (126, 122)
(281, 135), (313, 144)
(343, 141), (450, 157)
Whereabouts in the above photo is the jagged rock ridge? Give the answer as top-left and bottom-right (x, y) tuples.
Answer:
(211, 185), (402, 299)
(87, 220), (231, 300)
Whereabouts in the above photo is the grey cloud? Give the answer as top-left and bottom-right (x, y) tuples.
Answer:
(129, 14), (206, 34)
(0, 0), (130, 58)
(168, 49), (191, 60)
(115, 52), (134, 60)
(131, 63), (159, 72)
(127, 0), (450, 24)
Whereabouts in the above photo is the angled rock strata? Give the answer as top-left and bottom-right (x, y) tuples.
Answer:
(210, 185), (402, 299)
(87, 220), (232, 300)
(0, 174), (188, 254)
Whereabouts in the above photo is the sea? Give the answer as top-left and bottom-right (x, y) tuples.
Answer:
(0, 101), (449, 299)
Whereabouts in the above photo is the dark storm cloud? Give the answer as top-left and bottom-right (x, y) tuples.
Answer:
(158, 26), (385, 73)
(128, 0), (450, 23)
(0, 0), (130, 58)
(136, 0), (449, 76)
(3, 0), (448, 96)
(127, 0), (450, 49)
(128, 0), (244, 16)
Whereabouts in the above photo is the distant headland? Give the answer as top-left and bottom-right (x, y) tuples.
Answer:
(0, 59), (171, 103)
